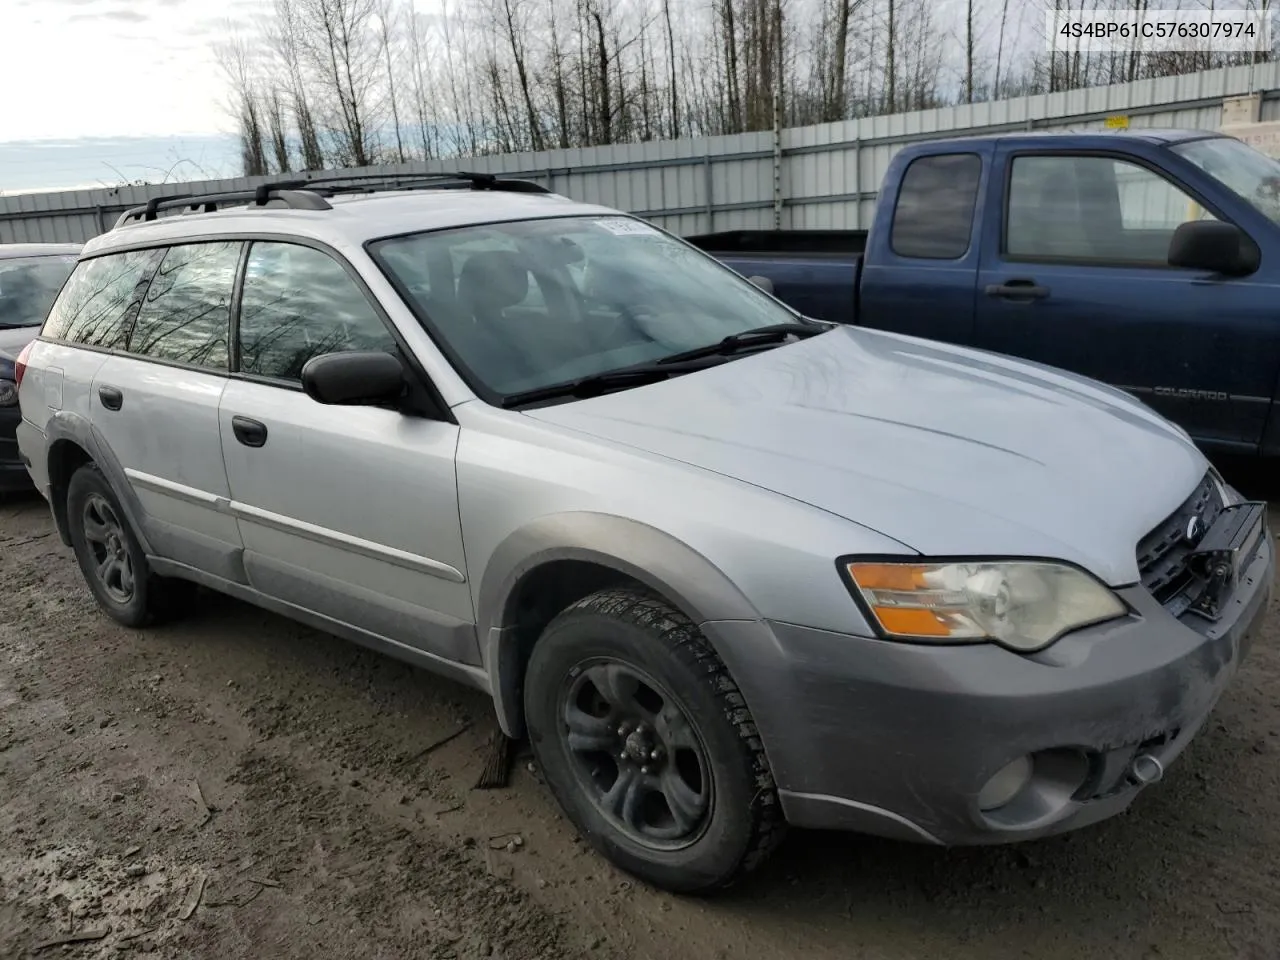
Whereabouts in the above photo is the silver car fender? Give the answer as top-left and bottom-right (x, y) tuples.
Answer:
(476, 511), (762, 737)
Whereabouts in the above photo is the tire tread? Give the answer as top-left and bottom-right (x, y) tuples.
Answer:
(558, 587), (786, 888)
(67, 463), (192, 628)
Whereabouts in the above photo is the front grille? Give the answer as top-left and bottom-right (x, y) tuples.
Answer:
(1135, 472), (1223, 610)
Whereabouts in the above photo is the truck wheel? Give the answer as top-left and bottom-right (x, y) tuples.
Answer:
(524, 588), (785, 893)
(66, 463), (193, 628)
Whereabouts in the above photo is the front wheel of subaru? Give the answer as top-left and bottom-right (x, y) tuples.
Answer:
(524, 588), (785, 893)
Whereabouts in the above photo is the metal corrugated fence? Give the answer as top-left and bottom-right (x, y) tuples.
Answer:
(4, 61), (1280, 244)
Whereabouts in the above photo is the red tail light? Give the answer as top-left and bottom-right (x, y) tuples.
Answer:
(14, 341), (33, 389)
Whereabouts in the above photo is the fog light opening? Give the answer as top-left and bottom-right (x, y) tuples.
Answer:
(978, 756), (1034, 812)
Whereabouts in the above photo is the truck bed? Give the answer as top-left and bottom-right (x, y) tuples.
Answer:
(685, 229), (868, 258)
(687, 230), (863, 324)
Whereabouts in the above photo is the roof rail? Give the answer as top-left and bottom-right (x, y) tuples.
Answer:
(287, 170), (550, 194)
(114, 187), (331, 229)
(111, 170), (551, 231)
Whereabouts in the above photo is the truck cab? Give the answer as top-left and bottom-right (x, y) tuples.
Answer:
(692, 130), (1280, 457)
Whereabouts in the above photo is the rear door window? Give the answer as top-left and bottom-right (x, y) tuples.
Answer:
(127, 241), (241, 370)
(890, 153), (983, 259)
(42, 250), (162, 349)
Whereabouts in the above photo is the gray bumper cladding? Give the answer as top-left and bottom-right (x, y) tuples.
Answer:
(703, 534), (1274, 846)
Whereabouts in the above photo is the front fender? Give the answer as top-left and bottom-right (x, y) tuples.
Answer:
(476, 512), (764, 736)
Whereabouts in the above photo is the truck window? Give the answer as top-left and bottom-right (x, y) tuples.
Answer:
(890, 153), (982, 260)
(1006, 155), (1216, 264)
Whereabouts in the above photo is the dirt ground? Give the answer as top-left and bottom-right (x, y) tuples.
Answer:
(3, 466), (1280, 960)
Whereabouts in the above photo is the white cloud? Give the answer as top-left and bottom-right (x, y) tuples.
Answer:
(2, 0), (247, 140)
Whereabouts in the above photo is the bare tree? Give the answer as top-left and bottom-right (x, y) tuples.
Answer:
(216, 33), (270, 176)
(993, 0), (1010, 99)
(297, 0), (385, 166)
(270, 0), (325, 168)
(374, 0), (407, 162)
(546, 0), (573, 147)
(439, 0), (480, 154)
(496, 0), (545, 149)
(662, 0), (680, 137)
(830, 0), (853, 120)
(218, 0), (1274, 174)
(404, 3), (438, 158)
(965, 0), (975, 102)
(264, 89), (293, 171)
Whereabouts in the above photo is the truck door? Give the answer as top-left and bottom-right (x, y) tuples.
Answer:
(859, 147), (988, 345)
(974, 145), (1278, 452)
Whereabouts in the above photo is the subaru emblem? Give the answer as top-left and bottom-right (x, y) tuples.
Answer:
(1185, 514), (1202, 543)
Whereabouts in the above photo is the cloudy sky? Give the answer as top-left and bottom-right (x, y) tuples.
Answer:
(0, 0), (256, 192)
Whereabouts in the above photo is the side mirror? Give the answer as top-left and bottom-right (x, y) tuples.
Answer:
(300, 351), (406, 406)
(747, 274), (775, 294)
(1168, 221), (1259, 276)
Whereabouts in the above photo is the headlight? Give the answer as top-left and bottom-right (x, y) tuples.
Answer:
(0, 379), (16, 407)
(842, 559), (1128, 653)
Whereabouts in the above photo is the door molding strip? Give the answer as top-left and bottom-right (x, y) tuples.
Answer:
(230, 501), (467, 583)
(124, 468), (466, 584)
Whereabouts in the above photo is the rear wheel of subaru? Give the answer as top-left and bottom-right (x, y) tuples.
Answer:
(66, 463), (192, 628)
(524, 588), (785, 893)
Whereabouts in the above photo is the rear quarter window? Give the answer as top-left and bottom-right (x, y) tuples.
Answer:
(42, 250), (162, 348)
(890, 153), (983, 260)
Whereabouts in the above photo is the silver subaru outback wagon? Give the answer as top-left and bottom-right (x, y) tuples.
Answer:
(14, 175), (1273, 893)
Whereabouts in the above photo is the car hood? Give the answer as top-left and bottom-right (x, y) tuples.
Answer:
(526, 326), (1207, 586)
(0, 325), (38, 361)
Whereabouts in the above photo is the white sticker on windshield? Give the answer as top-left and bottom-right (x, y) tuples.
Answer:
(596, 217), (660, 237)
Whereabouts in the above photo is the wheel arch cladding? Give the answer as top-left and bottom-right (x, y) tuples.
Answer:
(476, 513), (764, 738)
(45, 412), (152, 554)
(47, 437), (92, 545)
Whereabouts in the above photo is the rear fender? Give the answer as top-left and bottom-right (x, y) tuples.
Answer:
(45, 411), (152, 553)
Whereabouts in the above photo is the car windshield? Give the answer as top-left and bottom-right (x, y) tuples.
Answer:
(368, 215), (806, 398)
(0, 254), (78, 328)
(1172, 136), (1280, 225)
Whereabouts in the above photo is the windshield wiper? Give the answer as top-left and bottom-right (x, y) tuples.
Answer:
(501, 362), (699, 409)
(500, 323), (829, 409)
(655, 322), (827, 365)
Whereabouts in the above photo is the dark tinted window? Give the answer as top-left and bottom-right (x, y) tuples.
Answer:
(238, 242), (397, 381)
(42, 250), (161, 348)
(1006, 155), (1217, 263)
(890, 153), (983, 259)
(129, 242), (239, 370)
(0, 255), (78, 329)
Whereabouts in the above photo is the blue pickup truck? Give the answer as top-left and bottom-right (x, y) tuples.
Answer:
(689, 129), (1280, 456)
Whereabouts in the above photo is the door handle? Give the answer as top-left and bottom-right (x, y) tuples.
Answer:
(97, 385), (123, 411)
(231, 416), (268, 448)
(984, 280), (1050, 302)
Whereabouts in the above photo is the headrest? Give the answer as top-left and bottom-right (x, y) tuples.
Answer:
(457, 250), (530, 315)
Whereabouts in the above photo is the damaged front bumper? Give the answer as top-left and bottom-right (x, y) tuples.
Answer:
(706, 525), (1273, 846)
